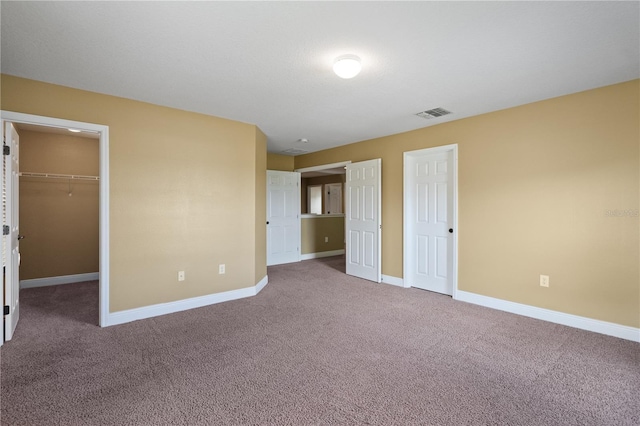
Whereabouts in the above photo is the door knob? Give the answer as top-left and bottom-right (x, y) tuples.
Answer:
(448, 229), (453, 233)
(17, 235), (25, 240)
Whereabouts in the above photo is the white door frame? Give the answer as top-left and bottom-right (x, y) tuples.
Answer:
(295, 161), (351, 175)
(1, 110), (110, 328)
(403, 144), (458, 297)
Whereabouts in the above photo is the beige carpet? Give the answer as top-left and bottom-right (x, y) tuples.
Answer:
(2, 256), (639, 425)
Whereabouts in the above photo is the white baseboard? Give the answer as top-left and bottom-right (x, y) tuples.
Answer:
(455, 290), (640, 343)
(381, 274), (404, 287)
(255, 275), (269, 294)
(105, 275), (269, 327)
(20, 272), (99, 289)
(300, 249), (345, 260)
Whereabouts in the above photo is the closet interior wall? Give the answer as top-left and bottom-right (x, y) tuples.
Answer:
(19, 129), (99, 281)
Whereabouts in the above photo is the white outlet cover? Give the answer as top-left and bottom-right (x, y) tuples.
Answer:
(540, 275), (549, 287)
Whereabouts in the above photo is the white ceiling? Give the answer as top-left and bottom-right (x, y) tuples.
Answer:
(1, 2), (638, 155)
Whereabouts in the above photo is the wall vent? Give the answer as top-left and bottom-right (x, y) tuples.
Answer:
(416, 108), (452, 119)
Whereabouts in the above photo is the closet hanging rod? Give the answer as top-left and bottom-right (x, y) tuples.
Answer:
(19, 172), (99, 181)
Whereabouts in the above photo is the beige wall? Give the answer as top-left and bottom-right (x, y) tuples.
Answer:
(301, 174), (344, 214)
(19, 130), (99, 279)
(301, 216), (345, 254)
(4, 74), (637, 328)
(2, 75), (267, 312)
(267, 153), (294, 171)
(295, 80), (640, 328)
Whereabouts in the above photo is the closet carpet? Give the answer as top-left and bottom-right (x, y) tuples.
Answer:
(1, 256), (639, 425)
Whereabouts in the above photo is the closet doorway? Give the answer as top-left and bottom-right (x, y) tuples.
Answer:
(1, 111), (110, 344)
(18, 123), (99, 286)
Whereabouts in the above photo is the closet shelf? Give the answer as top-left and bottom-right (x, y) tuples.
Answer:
(19, 172), (99, 181)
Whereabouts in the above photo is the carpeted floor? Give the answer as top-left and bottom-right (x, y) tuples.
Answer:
(1, 256), (639, 425)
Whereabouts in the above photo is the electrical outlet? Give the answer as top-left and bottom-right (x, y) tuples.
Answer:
(540, 275), (549, 287)
(178, 271), (185, 282)
(325, 237), (329, 243)
(219, 264), (225, 275)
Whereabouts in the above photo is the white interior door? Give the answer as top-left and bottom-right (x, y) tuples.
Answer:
(4, 122), (20, 341)
(404, 147), (455, 295)
(346, 159), (381, 282)
(267, 170), (300, 266)
(324, 183), (342, 214)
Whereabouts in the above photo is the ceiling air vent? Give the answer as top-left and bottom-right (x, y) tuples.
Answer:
(416, 108), (452, 119)
(281, 148), (309, 156)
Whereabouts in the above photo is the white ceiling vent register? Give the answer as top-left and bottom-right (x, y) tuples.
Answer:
(416, 108), (452, 119)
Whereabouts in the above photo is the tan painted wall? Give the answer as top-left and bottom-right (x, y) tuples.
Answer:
(2, 75), (266, 312)
(267, 153), (294, 171)
(295, 80), (640, 328)
(254, 128), (267, 283)
(19, 130), (99, 279)
(301, 174), (344, 214)
(301, 216), (345, 254)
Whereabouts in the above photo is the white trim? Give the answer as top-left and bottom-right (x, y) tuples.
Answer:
(20, 273), (99, 289)
(99, 127), (110, 328)
(1, 111), (110, 328)
(301, 213), (345, 219)
(403, 144), (458, 296)
(295, 161), (351, 174)
(300, 249), (345, 260)
(105, 278), (269, 327)
(255, 275), (269, 294)
(455, 290), (640, 343)
(381, 274), (404, 288)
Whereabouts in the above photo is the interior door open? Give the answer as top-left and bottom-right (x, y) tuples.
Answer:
(345, 159), (381, 282)
(266, 170), (300, 266)
(3, 122), (20, 341)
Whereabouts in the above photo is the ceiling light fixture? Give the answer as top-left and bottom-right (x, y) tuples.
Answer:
(68, 128), (81, 133)
(333, 55), (362, 79)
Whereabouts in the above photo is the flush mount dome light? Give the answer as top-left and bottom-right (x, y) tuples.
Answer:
(333, 55), (362, 79)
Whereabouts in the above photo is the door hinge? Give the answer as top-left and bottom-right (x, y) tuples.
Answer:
(3, 305), (9, 315)
(3, 145), (9, 155)
(3, 225), (9, 235)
